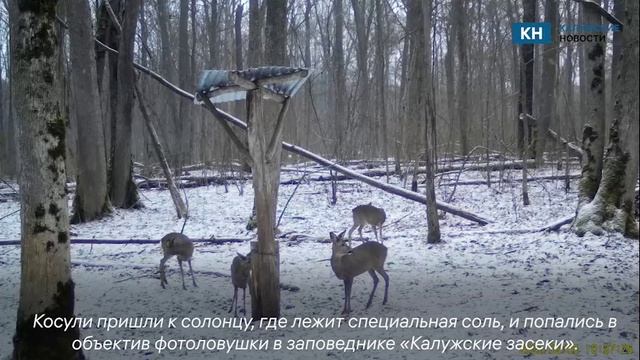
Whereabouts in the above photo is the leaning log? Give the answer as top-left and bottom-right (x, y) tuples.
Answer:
(135, 83), (188, 219)
(95, 42), (491, 225)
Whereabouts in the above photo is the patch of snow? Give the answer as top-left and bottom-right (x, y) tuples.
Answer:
(0, 166), (638, 359)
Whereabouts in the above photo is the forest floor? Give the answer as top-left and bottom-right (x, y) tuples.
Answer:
(0, 162), (638, 359)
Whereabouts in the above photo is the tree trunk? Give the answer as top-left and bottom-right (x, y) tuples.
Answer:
(574, 0), (639, 238)
(454, 0), (469, 155)
(536, 0), (558, 163)
(350, 0), (370, 156)
(110, 0), (141, 208)
(68, 0), (111, 223)
(156, 0), (180, 168)
(519, 0), (535, 205)
(374, 0), (389, 179)
(235, 5), (244, 68)
(444, 28), (455, 154)
(11, 1), (83, 358)
(519, 0), (535, 155)
(265, 0), (287, 66)
(205, 0), (219, 68)
(420, 0), (441, 243)
(576, 1), (607, 210)
(0, 54), (5, 176)
(248, 0), (263, 67)
(333, 0), (346, 159)
(177, 0), (192, 171)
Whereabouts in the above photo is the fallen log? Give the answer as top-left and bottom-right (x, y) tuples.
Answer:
(70, 260), (300, 291)
(138, 174), (249, 189)
(438, 174), (580, 187)
(436, 160), (537, 174)
(0, 238), (249, 246)
(106, 43), (491, 225)
(540, 215), (574, 232)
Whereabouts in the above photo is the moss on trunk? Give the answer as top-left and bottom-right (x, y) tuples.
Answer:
(574, 122), (638, 238)
(13, 281), (84, 360)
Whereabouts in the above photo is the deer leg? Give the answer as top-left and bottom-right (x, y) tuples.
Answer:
(366, 270), (379, 308)
(379, 226), (383, 244)
(358, 225), (364, 241)
(377, 268), (389, 305)
(347, 224), (358, 246)
(242, 287), (246, 315)
(159, 256), (169, 288)
(345, 279), (353, 315)
(372, 225), (379, 242)
(341, 279), (349, 315)
(178, 260), (187, 290)
(188, 260), (197, 287)
(229, 287), (237, 313)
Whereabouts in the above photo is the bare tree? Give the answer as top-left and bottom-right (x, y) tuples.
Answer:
(177, 0), (191, 170)
(374, 0), (389, 177)
(519, 0), (536, 206)
(11, 0), (83, 357)
(110, 0), (141, 208)
(576, 0), (607, 210)
(453, 0), (469, 155)
(205, 0), (220, 68)
(536, 0), (559, 163)
(235, 4), (244, 69)
(407, 0), (440, 242)
(350, 0), (370, 155)
(333, 0), (346, 158)
(574, 0), (638, 238)
(68, 0), (111, 223)
(248, 0), (264, 67)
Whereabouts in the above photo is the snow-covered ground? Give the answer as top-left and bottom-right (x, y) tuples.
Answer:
(0, 164), (638, 359)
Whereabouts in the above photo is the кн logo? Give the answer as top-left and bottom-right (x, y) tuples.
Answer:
(512, 22), (552, 44)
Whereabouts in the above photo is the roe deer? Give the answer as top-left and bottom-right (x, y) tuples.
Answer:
(159, 233), (197, 290)
(229, 252), (251, 316)
(330, 231), (389, 316)
(348, 203), (386, 245)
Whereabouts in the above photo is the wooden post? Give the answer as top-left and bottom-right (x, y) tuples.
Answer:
(246, 89), (285, 319)
(250, 240), (280, 318)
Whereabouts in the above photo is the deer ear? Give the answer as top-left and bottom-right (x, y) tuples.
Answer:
(338, 230), (346, 239)
(329, 232), (337, 241)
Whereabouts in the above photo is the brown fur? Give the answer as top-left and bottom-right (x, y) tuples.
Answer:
(159, 232), (197, 290)
(348, 203), (387, 245)
(330, 231), (389, 315)
(229, 253), (251, 316)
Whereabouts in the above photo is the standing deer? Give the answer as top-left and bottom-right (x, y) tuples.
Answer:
(229, 252), (251, 316)
(159, 232), (197, 290)
(330, 231), (389, 316)
(348, 203), (386, 245)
